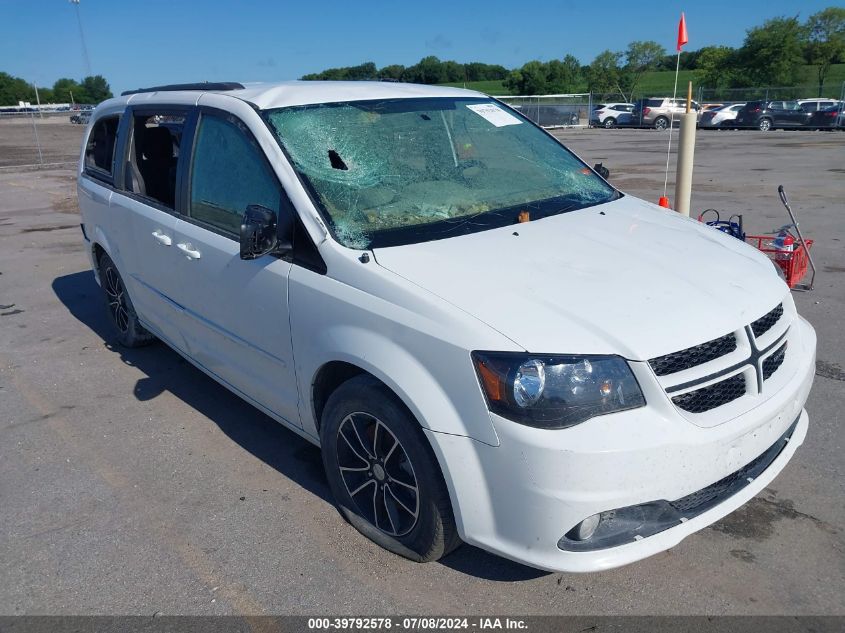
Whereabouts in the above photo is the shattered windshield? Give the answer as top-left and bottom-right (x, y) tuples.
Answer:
(266, 97), (616, 248)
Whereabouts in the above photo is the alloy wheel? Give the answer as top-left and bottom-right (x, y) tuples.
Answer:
(104, 265), (129, 333)
(336, 412), (420, 537)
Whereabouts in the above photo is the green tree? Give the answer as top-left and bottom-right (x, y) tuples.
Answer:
(734, 16), (805, 86)
(377, 64), (406, 81)
(503, 61), (548, 94)
(585, 50), (623, 98)
(441, 60), (465, 83)
(52, 77), (83, 103)
(805, 7), (845, 96)
(302, 62), (377, 81)
(621, 40), (666, 100)
(405, 56), (447, 84)
(36, 87), (54, 103)
(80, 75), (112, 103)
(464, 62), (508, 81)
(546, 55), (582, 93)
(0, 72), (34, 105)
(694, 46), (735, 89)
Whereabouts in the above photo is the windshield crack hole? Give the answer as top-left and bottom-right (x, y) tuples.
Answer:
(328, 149), (348, 171)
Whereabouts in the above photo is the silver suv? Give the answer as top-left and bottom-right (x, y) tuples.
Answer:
(630, 97), (701, 129)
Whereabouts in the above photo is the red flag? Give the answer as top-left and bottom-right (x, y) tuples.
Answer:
(677, 13), (689, 51)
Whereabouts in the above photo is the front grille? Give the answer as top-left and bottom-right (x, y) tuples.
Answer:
(649, 333), (737, 376)
(670, 416), (799, 515)
(670, 439), (774, 513)
(763, 343), (787, 380)
(751, 303), (783, 338)
(672, 374), (746, 413)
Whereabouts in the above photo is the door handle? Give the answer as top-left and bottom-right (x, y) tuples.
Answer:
(152, 230), (172, 246)
(176, 242), (201, 260)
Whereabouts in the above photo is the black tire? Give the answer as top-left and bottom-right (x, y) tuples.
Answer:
(654, 116), (669, 130)
(98, 253), (155, 348)
(758, 117), (772, 132)
(603, 117), (616, 129)
(320, 375), (461, 562)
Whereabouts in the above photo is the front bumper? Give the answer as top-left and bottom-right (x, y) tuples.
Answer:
(426, 317), (816, 572)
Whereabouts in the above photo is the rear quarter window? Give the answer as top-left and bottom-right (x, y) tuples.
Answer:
(84, 116), (120, 183)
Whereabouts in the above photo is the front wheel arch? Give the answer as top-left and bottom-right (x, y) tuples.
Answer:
(300, 332), (500, 447)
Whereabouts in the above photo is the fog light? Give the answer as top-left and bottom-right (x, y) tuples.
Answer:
(571, 513), (601, 541)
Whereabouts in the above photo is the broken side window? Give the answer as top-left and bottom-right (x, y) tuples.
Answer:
(84, 115), (119, 182)
(126, 113), (186, 209)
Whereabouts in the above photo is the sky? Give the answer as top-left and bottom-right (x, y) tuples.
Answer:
(1, 0), (836, 96)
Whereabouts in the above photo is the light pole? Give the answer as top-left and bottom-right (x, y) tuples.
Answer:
(69, 0), (92, 77)
(32, 82), (43, 118)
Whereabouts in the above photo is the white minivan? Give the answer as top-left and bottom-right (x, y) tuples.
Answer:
(77, 81), (816, 572)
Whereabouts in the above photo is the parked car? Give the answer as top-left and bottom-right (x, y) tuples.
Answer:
(698, 103), (746, 129)
(78, 80), (816, 573)
(797, 98), (841, 113)
(734, 101), (812, 131)
(629, 97), (701, 129)
(589, 103), (634, 128)
(614, 110), (635, 127)
(699, 103), (724, 113)
(807, 104), (845, 130)
(70, 110), (91, 125)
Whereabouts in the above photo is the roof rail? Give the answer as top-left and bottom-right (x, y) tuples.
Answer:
(121, 82), (245, 96)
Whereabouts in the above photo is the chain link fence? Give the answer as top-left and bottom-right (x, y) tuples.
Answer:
(590, 82), (845, 108)
(494, 94), (593, 128)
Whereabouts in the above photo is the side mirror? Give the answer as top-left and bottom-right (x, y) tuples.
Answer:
(240, 204), (289, 260)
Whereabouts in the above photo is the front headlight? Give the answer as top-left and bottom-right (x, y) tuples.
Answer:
(472, 352), (645, 429)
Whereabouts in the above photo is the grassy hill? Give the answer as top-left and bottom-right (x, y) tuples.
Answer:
(440, 64), (845, 98)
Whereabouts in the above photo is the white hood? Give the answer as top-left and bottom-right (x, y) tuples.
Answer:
(373, 196), (786, 360)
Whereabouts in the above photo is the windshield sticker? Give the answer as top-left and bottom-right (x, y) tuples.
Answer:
(466, 103), (522, 127)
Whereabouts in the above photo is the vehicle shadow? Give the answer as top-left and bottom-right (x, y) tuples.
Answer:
(439, 546), (549, 581)
(52, 269), (550, 582)
(51, 269), (330, 506)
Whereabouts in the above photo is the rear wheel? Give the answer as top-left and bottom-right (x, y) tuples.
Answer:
(320, 375), (461, 562)
(654, 116), (669, 130)
(758, 117), (772, 132)
(603, 117), (616, 129)
(98, 253), (155, 348)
